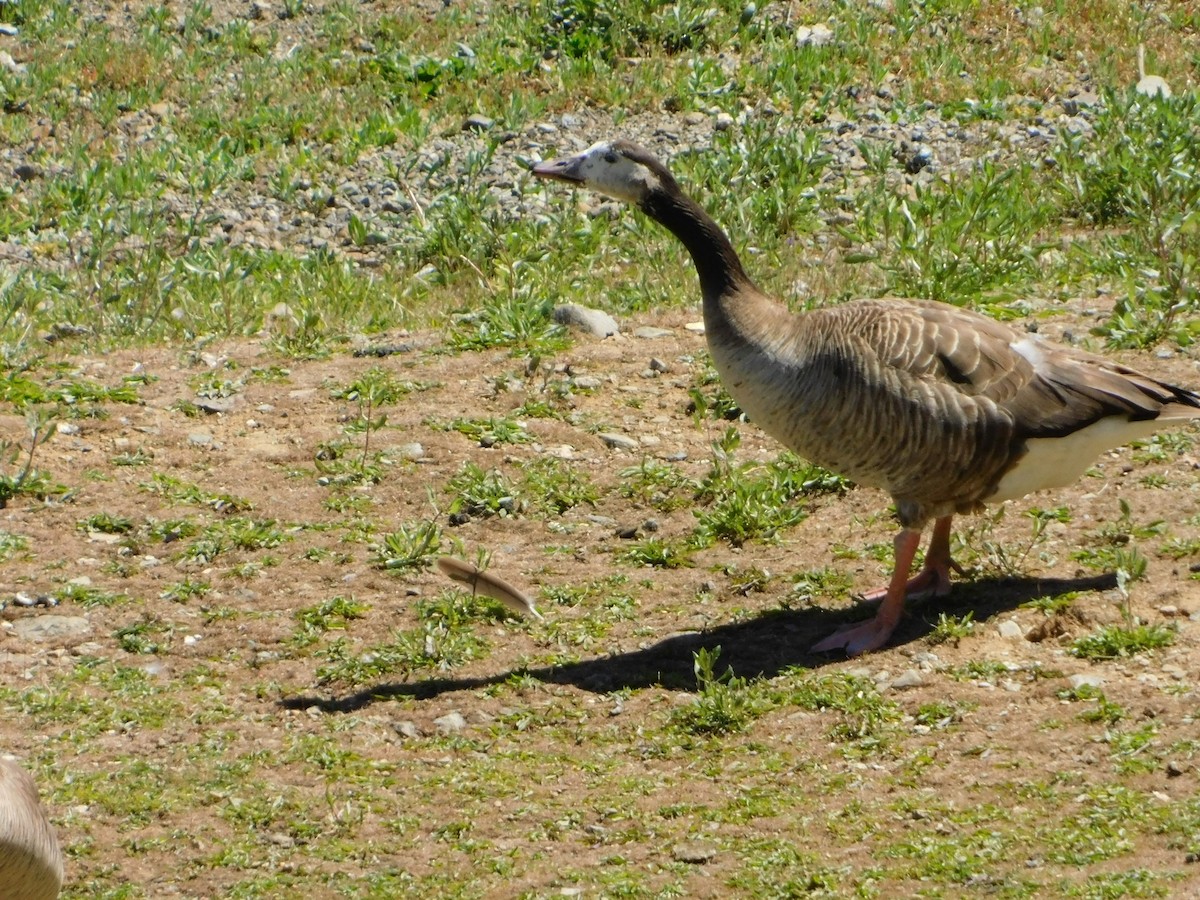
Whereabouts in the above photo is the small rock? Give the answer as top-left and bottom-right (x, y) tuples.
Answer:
(997, 619), (1025, 640)
(463, 113), (495, 132)
(904, 146), (933, 174)
(394, 720), (422, 739)
(396, 442), (424, 461)
(433, 711), (467, 734)
(597, 433), (639, 452)
(633, 326), (673, 339)
(14, 163), (42, 181)
(11, 616), (91, 643)
(890, 669), (925, 690)
(671, 840), (718, 864)
(649, 357), (670, 373)
(0, 51), (26, 76)
(1166, 760), (1187, 778)
(187, 432), (214, 448)
(714, 112), (735, 131)
(684, 321), (705, 333)
(795, 22), (833, 47)
(195, 396), (238, 414)
(12, 593), (56, 609)
(1068, 673), (1104, 691)
(552, 303), (619, 337)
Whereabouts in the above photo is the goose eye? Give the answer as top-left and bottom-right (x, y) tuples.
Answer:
(603, 152), (617, 164)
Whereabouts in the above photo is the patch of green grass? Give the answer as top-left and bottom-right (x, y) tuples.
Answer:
(0, 409), (65, 508)
(447, 462), (522, 518)
(315, 591), (491, 685)
(55, 583), (131, 609)
(728, 838), (842, 897)
(669, 647), (773, 737)
(786, 671), (900, 748)
(926, 610), (975, 646)
(447, 415), (532, 447)
(1022, 591), (1080, 616)
(446, 290), (570, 356)
(913, 700), (967, 730)
(159, 577), (211, 604)
(372, 519), (443, 571)
(292, 596), (370, 647)
(1055, 91), (1200, 349)
(139, 473), (253, 513)
(79, 512), (136, 535)
(0, 529), (30, 562)
(114, 618), (170, 654)
(522, 457), (600, 515)
(619, 458), (698, 511)
(1070, 624), (1176, 661)
(690, 431), (846, 548)
(620, 536), (695, 569)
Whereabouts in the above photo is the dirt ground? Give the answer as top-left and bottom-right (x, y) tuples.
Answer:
(2, 305), (1199, 897)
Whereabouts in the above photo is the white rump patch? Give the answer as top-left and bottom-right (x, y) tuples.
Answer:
(991, 415), (1161, 502)
(1010, 337), (1046, 369)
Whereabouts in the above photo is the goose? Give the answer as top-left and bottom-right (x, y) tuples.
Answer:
(0, 756), (63, 900)
(531, 139), (1200, 655)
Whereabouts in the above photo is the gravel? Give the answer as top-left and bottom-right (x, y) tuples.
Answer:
(1, 24), (1106, 279)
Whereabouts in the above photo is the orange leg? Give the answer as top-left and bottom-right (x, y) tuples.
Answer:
(860, 515), (961, 603)
(813, 516), (961, 656)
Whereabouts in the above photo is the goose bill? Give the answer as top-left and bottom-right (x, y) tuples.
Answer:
(531, 155), (585, 183)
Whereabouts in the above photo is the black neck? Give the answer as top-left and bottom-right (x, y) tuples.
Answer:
(640, 190), (753, 304)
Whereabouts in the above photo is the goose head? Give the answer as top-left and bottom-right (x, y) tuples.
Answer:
(531, 140), (675, 206)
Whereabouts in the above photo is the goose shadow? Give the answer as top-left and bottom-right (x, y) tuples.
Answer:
(282, 572), (1117, 714)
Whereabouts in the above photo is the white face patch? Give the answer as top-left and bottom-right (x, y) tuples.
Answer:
(573, 141), (662, 204)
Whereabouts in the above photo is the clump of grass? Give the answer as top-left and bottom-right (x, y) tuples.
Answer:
(669, 647), (772, 737)
(620, 536), (694, 569)
(926, 611), (974, 646)
(522, 457), (600, 515)
(448, 415), (532, 447)
(447, 462), (522, 518)
(691, 429), (846, 548)
(160, 577), (211, 604)
(56, 584), (131, 608)
(619, 458), (697, 511)
(292, 596), (370, 647)
(315, 591), (489, 685)
(787, 671), (900, 747)
(0, 530), (30, 562)
(78, 512), (136, 535)
(0, 408), (65, 508)
(372, 519), (443, 571)
(1070, 624), (1176, 661)
(1055, 90), (1200, 349)
(139, 473), (253, 513)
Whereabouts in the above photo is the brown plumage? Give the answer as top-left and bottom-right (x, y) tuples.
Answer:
(0, 756), (63, 900)
(532, 139), (1200, 654)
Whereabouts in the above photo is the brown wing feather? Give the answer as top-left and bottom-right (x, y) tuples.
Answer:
(788, 299), (1200, 524)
